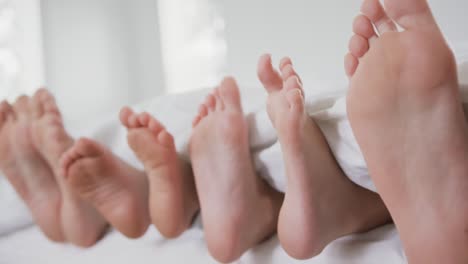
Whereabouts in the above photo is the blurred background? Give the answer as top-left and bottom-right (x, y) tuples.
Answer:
(1, 0), (468, 127)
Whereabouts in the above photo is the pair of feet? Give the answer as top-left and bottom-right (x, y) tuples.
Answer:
(0, 90), (152, 246)
(0, 91), (108, 246)
(119, 58), (389, 261)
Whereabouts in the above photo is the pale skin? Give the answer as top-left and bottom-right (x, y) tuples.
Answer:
(122, 70), (391, 262)
(345, 0), (468, 262)
(0, 68), (392, 260)
(0, 91), (106, 246)
(7, 0), (465, 259)
(0, 90), (167, 245)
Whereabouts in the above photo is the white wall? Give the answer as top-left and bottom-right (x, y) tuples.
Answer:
(41, 0), (163, 126)
(39, 0), (468, 127)
(218, 0), (360, 88)
(0, 0), (44, 101)
(215, 0), (468, 89)
(158, 0), (227, 94)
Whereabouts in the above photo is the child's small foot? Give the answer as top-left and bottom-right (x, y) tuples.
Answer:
(31, 89), (107, 247)
(347, 0), (468, 262)
(190, 77), (283, 263)
(0, 97), (63, 242)
(258, 55), (390, 259)
(60, 138), (150, 238)
(120, 108), (199, 238)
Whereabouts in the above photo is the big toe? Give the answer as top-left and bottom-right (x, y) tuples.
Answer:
(61, 138), (102, 176)
(31, 88), (48, 118)
(219, 77), (242, 111)
(12, 95), (31, 120)
(258, 54), (283, 93)
(119, 107), (134, 128)
(39, 90), (61, 117)
(383, 0), (437, 30)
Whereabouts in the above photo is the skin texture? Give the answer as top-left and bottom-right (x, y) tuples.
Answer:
(190, 77), (283, 263)
(258, 54), (390, 259)
(346, 0), (468, 262)
(0, 89), (107, 247)
(120, 107), (199, 238)
(61, 138), (151, 239)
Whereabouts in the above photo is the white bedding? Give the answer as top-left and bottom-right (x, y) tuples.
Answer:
(0, 224), (404, 264)
(0, 80), (410, 263)
(2, 55), (468, 261)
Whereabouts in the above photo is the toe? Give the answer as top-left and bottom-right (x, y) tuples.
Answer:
(119, 107), (134, 128)
(383, 0), (437, 30)
(283, 76), (305, 111)
(32, 88), (47, 118)
(280, 57), (302, 84)
(157, 130), (175, 148)
(204, 94), (216, 112)
(198, 105), (208, 118)
(73, 138), (103, 158)
(128, 113), (140, 128)
(279, 57), (293, 71)
(192, 116), (202, 128)
(344, 53), (359, 77)
(284, 75), (303, 93)
(280, 64), (302, 85)
(286, 89), (305, 113)
(13, 95), (31, 120)
(349, 34), (370, 58)
(193, 105), (208, 127)
(40, 92), (61, 117)
(0, 101), (13, 124)
(353, 15), (377, 41)
(137, 112), (151, 127)
(361, 0), (397, 35)
(219, 77), (242, 111)
(148, 116), (164, 133)
(213, 88), (225, 111)
(60, 150), (79, 178)
(257, 54), (283, 93)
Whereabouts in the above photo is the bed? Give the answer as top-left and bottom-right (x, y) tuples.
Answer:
(2, 1), (468, 263)
(0, 83), (409, 264)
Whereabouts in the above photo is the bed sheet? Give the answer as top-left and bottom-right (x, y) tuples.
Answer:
(0, 223), (405, 264)
(0, 82), (407, 264)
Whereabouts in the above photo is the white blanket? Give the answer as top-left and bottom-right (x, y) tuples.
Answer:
(0, 79), (407, 264)
(1, 56), (468, 262)
(0, 224), (405, 264)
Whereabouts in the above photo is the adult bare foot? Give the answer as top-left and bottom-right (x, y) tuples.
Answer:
(346, 0), (468, 262)
(0, 98), (63, 242)
(190, 77), (283, 263)
(30, 89), (106, 247)
(60, 138), (150, 238)
(119, 108), (199, 238)
(258, 55), (390, 259)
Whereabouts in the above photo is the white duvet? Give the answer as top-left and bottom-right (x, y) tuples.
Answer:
(2, 55), (468, 263)
(0, 77), (409, 263)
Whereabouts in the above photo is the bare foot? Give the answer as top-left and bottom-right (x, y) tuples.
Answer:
(60, 138), (150, 238)
(190, 77), (283, 263)
(30, 89), (106, 247)
(0, 97), (63, 242)
(258, 55), (391, 259)
(119, 108), (199, 238)
(347, 0), (468, 262)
